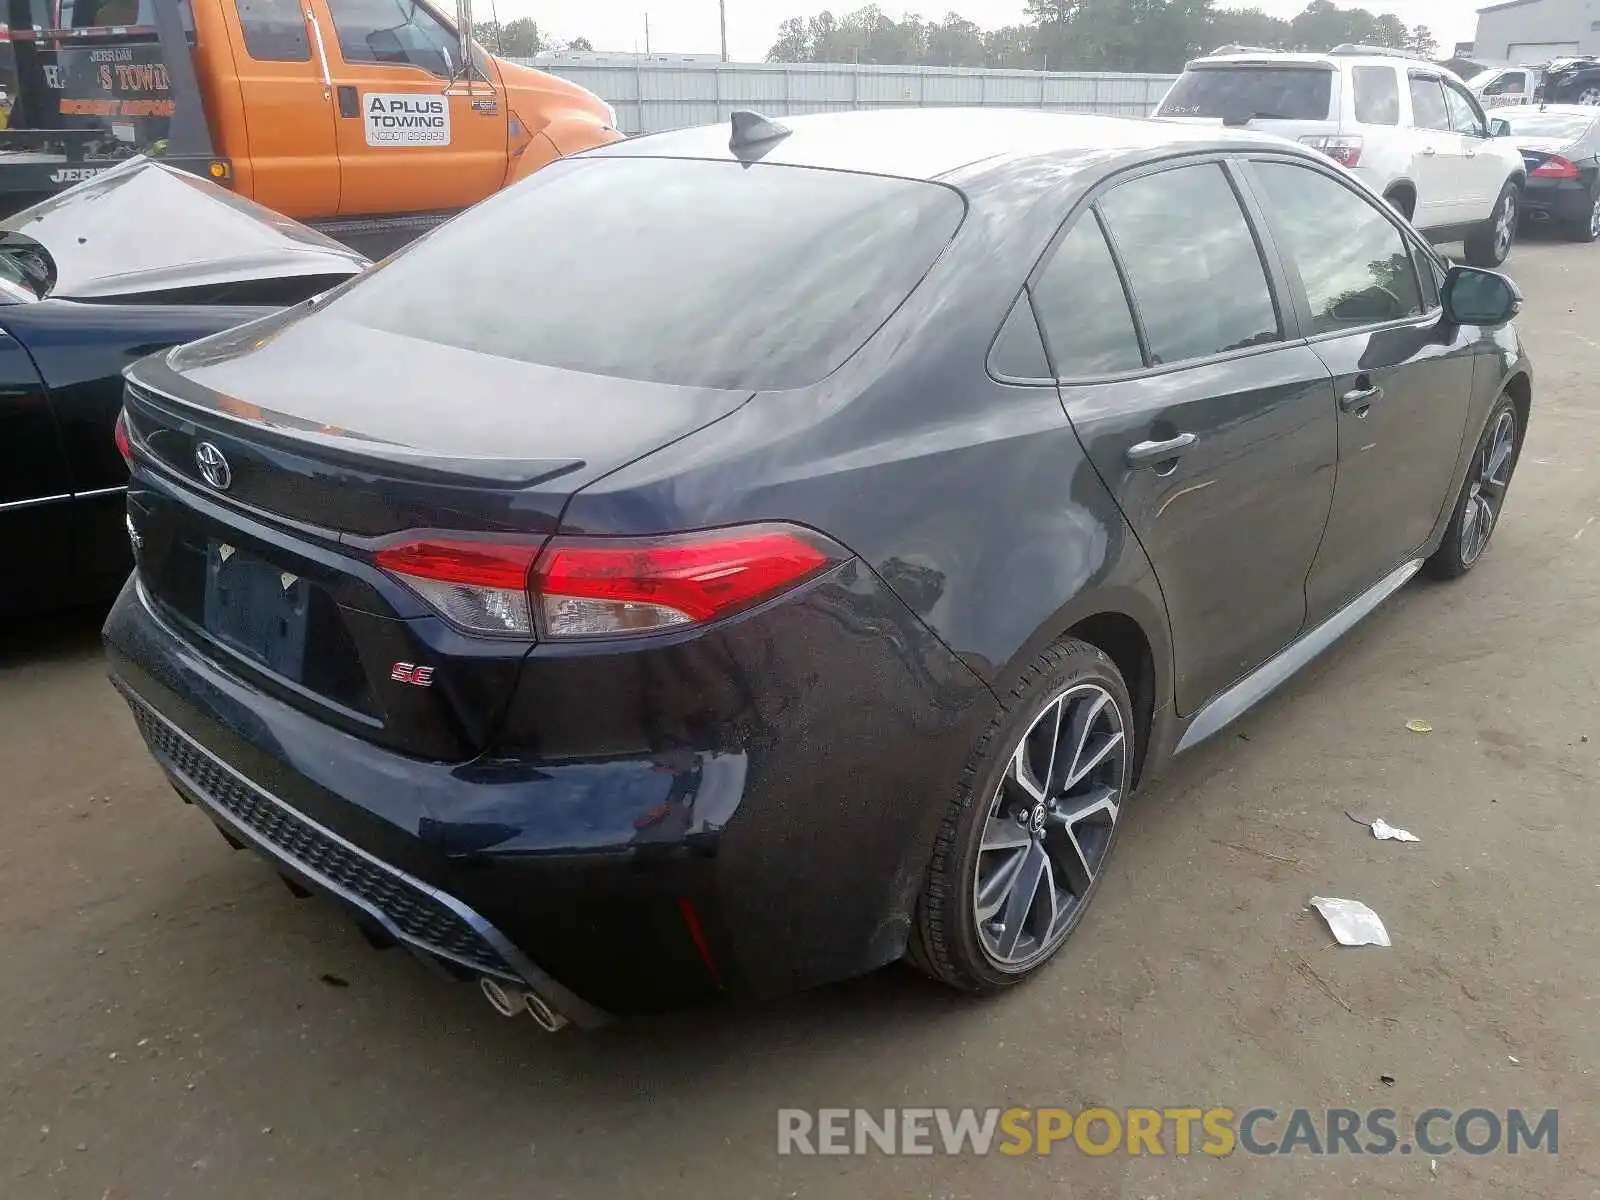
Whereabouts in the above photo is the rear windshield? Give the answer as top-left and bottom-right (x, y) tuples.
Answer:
(318, 156), (965, 391)
(1500, 111), (1595, 139)
(1157, 66), (1334, 120)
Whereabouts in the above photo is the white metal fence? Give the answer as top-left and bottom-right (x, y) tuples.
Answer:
(521, 60), (1180, 136)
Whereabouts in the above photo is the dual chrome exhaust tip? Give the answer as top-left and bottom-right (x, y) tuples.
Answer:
(478, 976), (570, 1032)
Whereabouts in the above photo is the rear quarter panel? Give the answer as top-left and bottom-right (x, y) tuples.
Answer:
(557, 164), (1175, 715)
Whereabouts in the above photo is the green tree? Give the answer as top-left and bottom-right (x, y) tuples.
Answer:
(1205, 7), (1292, 52)
(982, 23), (1035, 67)
(767, 15), (813, 60)
(927, 12), (987, 66)
(1370, 13), (1407, 48)
(1406, 24), (1438, 59)
(500, 16), (542, 57)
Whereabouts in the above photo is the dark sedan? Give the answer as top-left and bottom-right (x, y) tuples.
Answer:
(0, 159), (367, 616)
(105, 109), (1531, 1028)
(1495, 104), (1600, 241)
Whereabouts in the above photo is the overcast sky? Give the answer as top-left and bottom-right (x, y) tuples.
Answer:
(485, 0), (1480, 60)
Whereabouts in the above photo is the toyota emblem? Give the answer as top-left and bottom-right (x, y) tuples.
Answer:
(194, 441), (232, 490)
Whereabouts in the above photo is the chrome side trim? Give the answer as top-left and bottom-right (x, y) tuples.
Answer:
(0, 484), (127, 512)
(0, 491), (71, 512)
(114, 681), (607, 1026)
(1176, 558), (1424, 754)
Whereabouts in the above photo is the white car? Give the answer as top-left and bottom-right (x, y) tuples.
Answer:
(1154, 45), (1528, 266)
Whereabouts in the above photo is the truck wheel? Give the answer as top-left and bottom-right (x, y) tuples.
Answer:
(1578, 85), (1600, 106)
(1464, 182), (1520, 267)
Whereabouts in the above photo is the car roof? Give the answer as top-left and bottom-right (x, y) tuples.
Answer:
(589, 108), (1307, 183)
(1189, 52), (1343, 68)
(1189, 51), (1458, 77)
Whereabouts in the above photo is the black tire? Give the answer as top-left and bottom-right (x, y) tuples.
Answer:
(907, 637), (1134, 992)
(1565, 186), (1600, 243)
(1463, 181), (1520, 268)
(1426, 393), (1522, 581)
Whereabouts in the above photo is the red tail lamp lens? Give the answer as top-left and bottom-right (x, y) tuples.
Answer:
(532, 527), (834, 638)
(114, 409), (132, 467)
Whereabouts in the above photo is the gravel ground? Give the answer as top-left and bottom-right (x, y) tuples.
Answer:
(1, 237), (1596, 1200)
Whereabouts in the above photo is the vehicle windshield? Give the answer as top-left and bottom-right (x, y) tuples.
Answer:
(317, 156), (966, 391)
(1156, 66), (1334, 120)
(1499, 111), (1595, 139)
(1466, 69), (1501, 89)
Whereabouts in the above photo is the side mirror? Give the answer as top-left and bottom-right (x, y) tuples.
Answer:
(1488, 118), (1512, 137)
(1442, 265), (1523, 327)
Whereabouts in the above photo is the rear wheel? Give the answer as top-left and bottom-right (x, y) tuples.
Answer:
(1464, 182), (1520, 267)
(908, 638), (1133, 992)
(1426, 394), (1521, 580)
(1565, 187), (1600, 242)
(1578, 84), (1600, 106)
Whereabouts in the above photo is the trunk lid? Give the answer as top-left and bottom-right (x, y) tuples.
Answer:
(127, 306), (755, 537)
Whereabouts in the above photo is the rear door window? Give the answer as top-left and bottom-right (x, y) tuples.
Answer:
(1027, 214), (1143, 378)
(1096, 162), (1280, 367)
(320, 156), (965, 390)
(1156, 67), (1334, 120)
(1408, 75), (1452, 131)
(1353, 65), (1400, 125)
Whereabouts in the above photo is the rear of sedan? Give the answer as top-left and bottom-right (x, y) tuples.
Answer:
(103, 141), (1001, 1024)
(1497, 105), (1600, 240)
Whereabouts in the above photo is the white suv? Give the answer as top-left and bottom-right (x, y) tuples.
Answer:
(1154, 45), (1528, 266)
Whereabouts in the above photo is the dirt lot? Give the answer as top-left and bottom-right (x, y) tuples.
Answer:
(3, 239), (1597, 1200)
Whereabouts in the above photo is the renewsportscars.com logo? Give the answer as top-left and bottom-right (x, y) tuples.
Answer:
(777, 1107), (1559, 1158)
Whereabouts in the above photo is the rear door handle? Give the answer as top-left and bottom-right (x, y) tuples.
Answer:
(1126, 433), (1197, 466)
(1340, 385), (1384, 413)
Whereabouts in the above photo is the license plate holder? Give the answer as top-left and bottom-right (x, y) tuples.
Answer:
(202, 541), (310, 679)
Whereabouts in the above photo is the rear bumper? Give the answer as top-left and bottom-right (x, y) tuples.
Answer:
(1521, 178), (1594, 222)
(105, 558), (997, 1017)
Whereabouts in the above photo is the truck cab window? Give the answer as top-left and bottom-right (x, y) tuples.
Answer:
(326, 0), (459, 76)
(234, 0), (310, 61)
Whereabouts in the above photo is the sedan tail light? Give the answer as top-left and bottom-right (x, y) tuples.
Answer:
(1299, 135), (1364, 168)
(1532, 155), (1579, 179)
(374, 524), (842, 640)
(114, 409), (133, 467)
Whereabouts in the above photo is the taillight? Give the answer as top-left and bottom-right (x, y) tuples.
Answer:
(373, 538), (541, 636)
(373, 523), (841, 640)
(532, 526), (837, 638)
(1532, 155), (1579, 179)
(113, 409), (132, 468)
(1299, 135), (1363, 168)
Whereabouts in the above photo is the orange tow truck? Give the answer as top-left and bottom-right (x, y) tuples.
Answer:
(0, 0), (621, 250)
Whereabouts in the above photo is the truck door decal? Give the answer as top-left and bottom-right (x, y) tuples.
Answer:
(362, 92), (450, 146)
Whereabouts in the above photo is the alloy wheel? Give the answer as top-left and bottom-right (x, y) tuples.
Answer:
(1590, 194), (1600, 240)
(1461, 409), (1517, 567)
(972, 683), (1129, 971)
(1494, 192), (1518, 259)
(1579, 86), (1600, 106)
